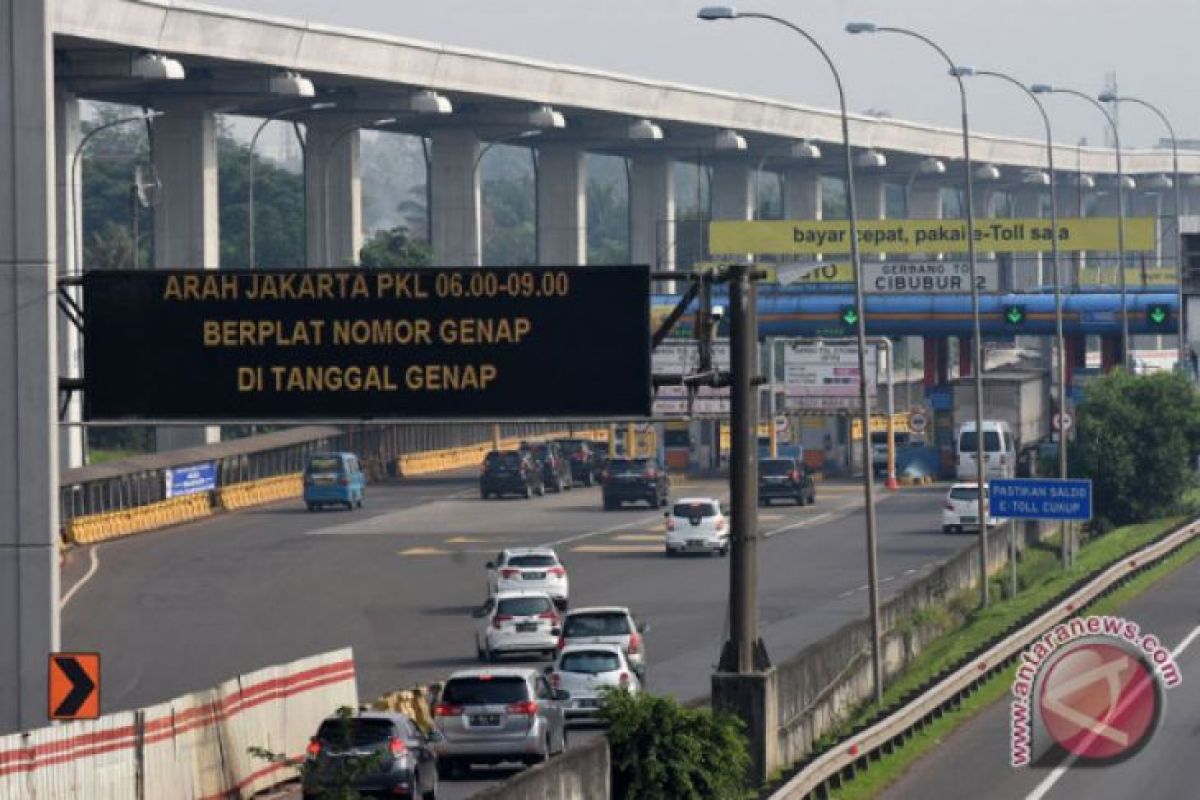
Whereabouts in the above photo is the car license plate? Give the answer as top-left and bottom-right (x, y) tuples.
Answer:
(688, 539), (705, 548)
(524, 572), (545, 580)
(578, 698), (599, 708)
(314, 475), (335, 485)
(470, 714), (500, 726)
(517, 622), (538, 632)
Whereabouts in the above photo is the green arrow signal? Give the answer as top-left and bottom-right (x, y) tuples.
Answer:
(1148, 306), (1168, 325)
(1004, 305), (1026, 326)
(841, 306), (859, 326)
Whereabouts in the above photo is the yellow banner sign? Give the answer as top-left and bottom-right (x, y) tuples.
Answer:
(851, 414), (914, 439)
(710, 217), (1156, 256)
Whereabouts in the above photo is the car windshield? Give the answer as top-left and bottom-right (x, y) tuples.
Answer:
(441, 677), (528, 706)
(760, 460), (794, 476)
(673, 502), (718, 518)
(506, 554), (557, 568)
(607, 458), (650, 472)
(560, 650), (621, 675)
(306, 456), (343, 474)
(496, 596), (553, 616)
(949, 487), (984, 501)
(959, 431), (1002, 452)
(558, 440), (587, 453)
(315, 718), (394, 747)
(564, 612), (631, 637)
(486, 452), (522, 467)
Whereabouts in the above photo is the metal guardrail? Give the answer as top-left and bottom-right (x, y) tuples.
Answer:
(770, 515), (1200, 800)
(57, 422), (587, 526)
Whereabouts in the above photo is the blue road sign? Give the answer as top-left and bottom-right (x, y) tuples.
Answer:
(165, 462), (217, 498)
(990, 478), (1092, 521)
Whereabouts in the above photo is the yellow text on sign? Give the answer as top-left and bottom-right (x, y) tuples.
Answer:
(710, 217), (1156, 256)
(852, 414), (914, 439)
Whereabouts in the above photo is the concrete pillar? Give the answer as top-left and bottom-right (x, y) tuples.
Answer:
(54, 88), (83, 469)
(0, 0), (59, 733)
(536, 143), (586, 265)
(430, 128), (481, 267)
(151, 104), (220, 450)
(855, 173), (886, 260)
(908, 182), (942, 222)
(629, 153), (674, 269)
(923, 337), (942, 387)
(781, 167), (821, 220)
(304, 117), (362, 267)
(710, 161), (753, 221)
(1011, 187), (1045, 291)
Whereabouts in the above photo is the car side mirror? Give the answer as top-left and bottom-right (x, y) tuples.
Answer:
(554, 689), (571, 702)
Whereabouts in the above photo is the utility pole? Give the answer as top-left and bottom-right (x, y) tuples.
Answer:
(718, 262), (769, 673)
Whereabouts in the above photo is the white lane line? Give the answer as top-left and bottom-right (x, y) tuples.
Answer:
(763, 512), (832, 538)
(837, 589), (856, 599)
(880, 574), (896, 584)
(904, 568), (918, 575)
(542, 513), (665, 548)
(61, 546), (99, 610)
(1024, 621), (1200, 800)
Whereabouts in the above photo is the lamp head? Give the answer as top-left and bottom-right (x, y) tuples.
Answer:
(529, 105), (566, 129)
(845, 21), (877, 34)
(949, 65), (975, 78)
(409, 90), (453, 114)
(269, 70), (315, 97)
(1030, 83), (1054, 94)
(697, 5), (737, 20)
(628, 119), (664, 141)
(1097, 90), (1119, 103)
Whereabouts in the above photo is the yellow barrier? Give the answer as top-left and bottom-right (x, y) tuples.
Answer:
(216, 473), (303, 511)
(66, 493), (213, 545)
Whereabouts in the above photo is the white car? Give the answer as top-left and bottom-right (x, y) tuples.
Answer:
(546, 643), (640, 720)
(942, 482), (1001, 534)
(664, 497), (729, 556)
(486, 547), (569, 609)
(474, 590), (562, 663)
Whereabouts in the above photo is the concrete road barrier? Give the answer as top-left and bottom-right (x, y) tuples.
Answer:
(217, 473), (303, 511)
(65, 493), (213, 545)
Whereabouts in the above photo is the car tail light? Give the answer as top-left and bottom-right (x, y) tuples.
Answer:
(715, 518), (726, 532)
(434, 703), (463, 717)
(306, 738), (321, 757)
(538, 611), (560, 623)
(627, 632), (641, 654)
(791, 470), (801, 482)
(550, 672), (561, 689)
(500, 568), (521, 579)
(548, 567), (565, 578)
(619, 672), (631, 688)
(601, 470), (610, 483)
(389, 736), (407, 756)
(493, 614), (513, 629)
(645, 469), (657, 479)
(666, 518), (675, 531)
(557, 636), (566, 651)
(506, 700), (538, 716)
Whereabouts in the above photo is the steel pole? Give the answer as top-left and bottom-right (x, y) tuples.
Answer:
(884, 338), (897, 489)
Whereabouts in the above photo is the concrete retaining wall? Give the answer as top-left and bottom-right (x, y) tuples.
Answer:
(469, 735), (609, 800)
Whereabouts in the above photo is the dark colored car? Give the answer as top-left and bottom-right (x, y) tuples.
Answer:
(555, 439), (597, 487)
(601, 457), (669, 510)
(302, 711), (439, 800)
(758, 457), (816, 506)
(521, 441), (573, 493)
(481, 450), (545, 499)
(590, 442), (610, 483)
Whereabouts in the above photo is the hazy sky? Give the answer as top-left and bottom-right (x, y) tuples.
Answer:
(213, 0), (1198, 152)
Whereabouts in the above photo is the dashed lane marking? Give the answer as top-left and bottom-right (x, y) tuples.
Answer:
(541, 513), (665, 548)
(570, 544), (665, 554)
(612, 533), (666, 541)
(398, 547), (451, 556)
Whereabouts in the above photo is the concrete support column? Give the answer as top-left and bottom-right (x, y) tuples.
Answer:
(781, 167), (821, 220)
(151, 104), (220, 450)
(54, 88), (83, 469)
(535, 144), (586, 265)
(908, 183), (942, 223)
(855, 173), (886, 260)
(0, 0), (59, 732)
(304, 118), (362, 267)
(711, 161), (753, 221)
(430, 129), (481, 267)
(1012, 187), (1045, 291)
(629, 153), (674, 269)
(923, 336), (944, 388)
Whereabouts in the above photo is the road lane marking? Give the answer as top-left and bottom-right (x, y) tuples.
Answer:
(763, 512), (833, 538)
(1024, 621), (1200, 800)
(541, 513), (665, 547)
(612, 533), (665, 542)
(61, 546), (99, 610)
(571, 544), (664, 554)
(837, 589), (856, 599)
(398, 547), (450, 556)
(446, 536), (493, 543)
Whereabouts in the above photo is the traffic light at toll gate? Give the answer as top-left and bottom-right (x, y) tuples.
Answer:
(1003, 304), (1027, 327)
(1146, 304), (1170, 327)
(841, 305), (860, 326)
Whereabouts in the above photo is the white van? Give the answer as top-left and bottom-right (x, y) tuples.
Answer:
(956, 420), (1016, 481)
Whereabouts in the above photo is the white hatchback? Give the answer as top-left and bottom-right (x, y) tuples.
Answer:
(665, 497), (728, 556)
(486, 548), (570, 609)
(942, 482), (1001, 533)
(474, 590), (562, 662)
(546, 644), (640, 720)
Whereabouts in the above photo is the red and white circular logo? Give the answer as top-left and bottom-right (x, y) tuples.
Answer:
(1037, 640), (1162, 763)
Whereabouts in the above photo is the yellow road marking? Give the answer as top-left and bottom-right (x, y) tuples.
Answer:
(398, 547), (450, 556)
(446, 536), (491, 544)
(612, 533), (665, 542)
(571, 544), (664, 554)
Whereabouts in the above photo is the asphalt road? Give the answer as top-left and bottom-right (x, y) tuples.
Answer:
(62, 470), (962, 799)
(880, 547), (1200, 800)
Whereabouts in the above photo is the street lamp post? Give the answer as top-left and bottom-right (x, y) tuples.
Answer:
(960, 68), (1071, 566)
(1033, 85), (1130, 370)
(1100, 93), (1184, 371)
(847, 22), (991, 608)
(698, 6), (883, 699)
(247, 102), (333, 268)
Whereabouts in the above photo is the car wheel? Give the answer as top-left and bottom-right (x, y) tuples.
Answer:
(306, 503), (316, 512)
(344, 501), (354, 510)
(659, 494), (668, 508)
(356, 495), (363, 509)
(524, 484), (533, 499)
(560, 726), (569, 754)
(436, 758), (458, 780)
(664, 548), (675, 558)
(720, 544), (730, 557)
(536, 483), (546, 497)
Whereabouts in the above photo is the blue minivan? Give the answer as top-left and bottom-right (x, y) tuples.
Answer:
(303, 452), (366, 511)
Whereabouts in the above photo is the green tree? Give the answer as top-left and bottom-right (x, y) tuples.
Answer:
(358, 226), (433, 267)
(601, 690), (751, 800)
(587, 178), (629, 265)
(482, 174), (535, 266)
(218, 130), (305, 268)
(1074, 369), (1200, 527)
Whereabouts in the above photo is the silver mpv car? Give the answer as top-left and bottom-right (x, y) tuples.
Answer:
(432, 667), (569, 777)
